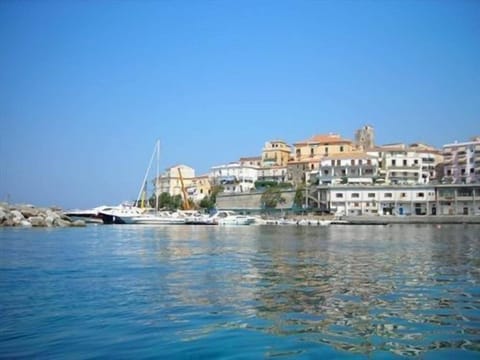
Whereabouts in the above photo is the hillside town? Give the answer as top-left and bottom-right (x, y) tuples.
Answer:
(156, 125), (480, 217)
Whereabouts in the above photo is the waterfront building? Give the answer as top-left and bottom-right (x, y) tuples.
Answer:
(367, 143), (442, 185)
(323, 184), (436, 216)
(257, 165), (289, 184)
(314, 152), (379, 185)
(442, 137), (480, 184)
(209, 162), (258, 193)
(436, 184), (480, 215)
(293, 134), (354, 161)
(155, 164), (195, 198)
(261, 140), (292, 167)
(354, 125), (375, 150)
(185, 174), (211, 202)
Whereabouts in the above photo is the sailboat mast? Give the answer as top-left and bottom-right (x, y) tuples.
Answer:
(136, 140), (160, 207)
(155, 141), (160, 211)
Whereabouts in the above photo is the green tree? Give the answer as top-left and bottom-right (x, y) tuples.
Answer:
(294, 186), (305, 209)
(261, 187), (285, 211)
(199, 185), (224, 210)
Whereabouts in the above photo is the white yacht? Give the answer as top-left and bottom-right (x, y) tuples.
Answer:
(120, 210), (187, 225)
(210, 211), (255, 225)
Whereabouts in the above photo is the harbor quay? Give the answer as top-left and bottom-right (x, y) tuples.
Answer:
(216, 183), (480, 224)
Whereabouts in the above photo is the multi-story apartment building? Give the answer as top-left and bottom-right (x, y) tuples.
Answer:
(261, 140), (292, 167)
(315, 152), (379, 185)
(442, 137), (480, 184)
(325, 185), (436, 216)
(209, 162), (258, 193)
(185, 174), (211, 202)
(257, 165), (288, 183)
(155, 164), (195, 198)
(367, 144), (442, 185)
(293, 134), (355, 161)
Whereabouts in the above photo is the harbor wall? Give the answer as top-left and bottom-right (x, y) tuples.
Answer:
(216, 190), (296, 213)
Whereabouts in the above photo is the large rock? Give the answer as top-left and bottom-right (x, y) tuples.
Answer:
(19, 220), (32, 227)
(0, 208), (7, 224)
(45, 210), (61, 227)
(54, 218), (71, 227)
(10, 210), (25, 221)
(19, 206), (40, 218)
(29, 216), (47, 227)
(72, 220), (86, 227)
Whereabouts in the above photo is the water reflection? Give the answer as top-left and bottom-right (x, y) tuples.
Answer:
(131, 224), (480, 357)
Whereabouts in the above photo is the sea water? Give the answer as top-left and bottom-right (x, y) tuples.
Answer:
(1, 224), (479, 359)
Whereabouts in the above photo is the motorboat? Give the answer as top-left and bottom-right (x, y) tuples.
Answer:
(64, 206), (108, 224)
(210, 210), (255, 225)
(97, 204), (145, 224)
(120, 210), (187, 225)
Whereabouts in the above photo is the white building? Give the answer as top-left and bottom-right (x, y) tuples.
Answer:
(257, 165), (289, 183)
(367, 144), (442, 185)
(315, 152), (379, 185)
(443, 137), (480, 184)
(328, 185), (436, 216)
(209, 162), (258, 193)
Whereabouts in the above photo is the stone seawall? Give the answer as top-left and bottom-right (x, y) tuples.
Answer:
(216, 190), (296, 212)
(0, 203), (86, 227)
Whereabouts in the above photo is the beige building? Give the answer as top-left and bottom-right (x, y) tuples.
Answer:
(186, 174), (211, 202)
(155, 164), (195, 198)
(293, 134), (355, 161)
(261, 140), (292, 167)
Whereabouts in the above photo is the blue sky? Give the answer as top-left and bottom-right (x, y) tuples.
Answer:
(1, 0), (479, 209)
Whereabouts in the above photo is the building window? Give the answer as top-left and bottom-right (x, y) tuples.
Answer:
(392, 159), (396, 166)
(368, 193), (375, 198)
(401, 192), (407, 198)
(384, 193), (393, 198)
(414, 159), (419, 164)
(359, 159), (363, 165)
(340, 146), (344, 152)
(417, 192), (424, 197)
(403, 159), (407, 166)
(323, 170), (329, 175)
(335, 193), (343, 198)
(352, 193), (360, 198)
(351, 159), (355, 165)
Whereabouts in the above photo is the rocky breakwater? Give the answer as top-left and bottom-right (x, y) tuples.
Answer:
(0, 203), (86, 227)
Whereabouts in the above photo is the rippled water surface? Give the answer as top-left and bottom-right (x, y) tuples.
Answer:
(1, 224), (480, 358)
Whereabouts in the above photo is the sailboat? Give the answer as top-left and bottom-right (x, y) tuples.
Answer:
(98, 140), (187, 225)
